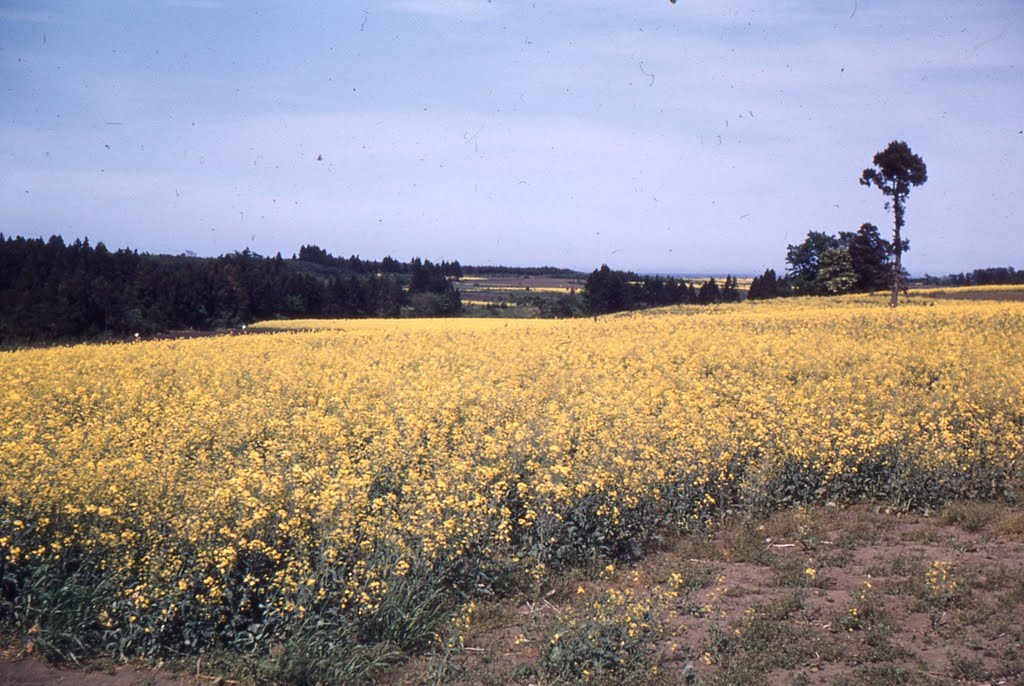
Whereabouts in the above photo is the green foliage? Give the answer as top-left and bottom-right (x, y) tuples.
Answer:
(698, 277), (722, 304)
(582, 265), (740, 315)
(0, 552), (116, 664)
(583, 265), (633, 314)
(353, 564), (453, 651)
(702, 594), (819, 686)
(0, 520), (462, 681)
(860, 141), (928, 204)
(747, 268), (791, 300)
(228, 554), (457, 684)
(785, 224), (899, 297)
(254, 630), (402, 686)
(542, 588), (660, 682)
(786, 231), (843, 295)
(817, 247), (858, 294)
(543, 618), (652, 681)
(406, 291), (462, 317)
(844, 223), (892, 292)
(539, 292), (584, 318)
(406, 257), (463, 316)
(946, 266), (1024, 286)
(721, 275), (742, 303)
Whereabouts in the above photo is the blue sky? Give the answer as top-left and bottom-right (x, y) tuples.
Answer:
(1, 1), (1021, 275)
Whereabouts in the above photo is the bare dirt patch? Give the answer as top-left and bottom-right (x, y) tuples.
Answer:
(0, 658), (205, 686)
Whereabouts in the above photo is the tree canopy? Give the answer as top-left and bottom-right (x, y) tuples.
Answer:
(785, 231), (843, 295)
(843, 223), (892, 293)
(785, 225), (894, 297)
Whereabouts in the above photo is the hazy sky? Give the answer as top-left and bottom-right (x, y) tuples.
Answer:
(1, 1), (1021, 275)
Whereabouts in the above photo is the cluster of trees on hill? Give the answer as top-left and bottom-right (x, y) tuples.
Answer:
(749, 220), (908, 301)
(582, 265), (741, 315)
(0, 235), (460, 343)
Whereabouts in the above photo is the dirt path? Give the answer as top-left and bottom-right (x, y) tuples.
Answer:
(0, 659), (204, 686)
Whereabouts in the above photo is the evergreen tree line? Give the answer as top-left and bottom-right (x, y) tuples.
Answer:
(581, 264), (741, 315)
(746, 268), (792, 300)
(940, 267), (1024, 287)
(296, 244), (465, 279)
(0, 235), (460, 344)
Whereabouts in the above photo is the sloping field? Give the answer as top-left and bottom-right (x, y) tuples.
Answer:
(2, 291), (1023, 681)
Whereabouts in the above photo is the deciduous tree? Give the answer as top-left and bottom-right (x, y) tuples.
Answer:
(786, 231), (842, 295)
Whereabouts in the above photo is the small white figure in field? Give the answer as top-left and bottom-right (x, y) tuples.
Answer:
(134, 332), (139, 341)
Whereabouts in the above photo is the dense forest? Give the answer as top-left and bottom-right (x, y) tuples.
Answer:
(0, 235), (461, 344)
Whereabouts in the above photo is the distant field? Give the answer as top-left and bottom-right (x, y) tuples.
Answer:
(914, 284), (1024, 302)
(453, 273), (756, 316)
(458, 275), (585, 291)
(679, 275), (754, 288)
(454, 273), (584, 315)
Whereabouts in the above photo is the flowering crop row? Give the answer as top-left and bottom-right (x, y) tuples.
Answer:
(1, 293), (1021, 664)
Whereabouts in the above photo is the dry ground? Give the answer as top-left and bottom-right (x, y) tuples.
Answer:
(398, 500), (1024, 686)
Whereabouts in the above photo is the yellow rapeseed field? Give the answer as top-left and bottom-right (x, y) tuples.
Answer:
(1, 292), (1022, 661)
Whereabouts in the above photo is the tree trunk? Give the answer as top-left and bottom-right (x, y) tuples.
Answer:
(890, 192), (905, 308)
(890, 230), (901, 307)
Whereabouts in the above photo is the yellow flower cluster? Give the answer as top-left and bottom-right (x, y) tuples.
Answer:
(1, 293), (1021, 651)
(924, 560), (959, 606)
(544, 583), (669, 680)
